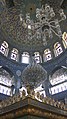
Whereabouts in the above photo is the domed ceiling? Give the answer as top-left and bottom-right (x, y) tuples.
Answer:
(0, 0), (67, 52)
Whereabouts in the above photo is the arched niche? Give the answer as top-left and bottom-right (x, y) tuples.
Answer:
(21, 52), (30, 64)
(0, 66), (15, 96)
(43, 48), (52, 62)
(0, 41), (9, 57)
(49, 66), (67, 95)
(34, 52), (42, 63)
(11, 48), (19, 62)
(54, 42), (63, 57)
(62, 32), (67, 49)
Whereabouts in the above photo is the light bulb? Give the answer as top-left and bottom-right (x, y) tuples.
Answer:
(36, 8), (41, 19)
(19, 14), (23, 21)
(45, 4), (50, 12)
(50, 8), (55, 18)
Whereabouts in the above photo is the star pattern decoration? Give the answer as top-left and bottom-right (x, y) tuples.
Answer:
(0, 1), (43, 51)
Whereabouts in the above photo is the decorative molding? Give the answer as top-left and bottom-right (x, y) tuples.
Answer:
(0, 97), (67, 119)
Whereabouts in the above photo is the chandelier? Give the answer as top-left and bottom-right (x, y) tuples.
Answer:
(22, 57), (47, 89)
(19, 4), (66, 46)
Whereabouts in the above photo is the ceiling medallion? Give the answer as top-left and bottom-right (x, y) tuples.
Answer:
(26, 3), (36, 15)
